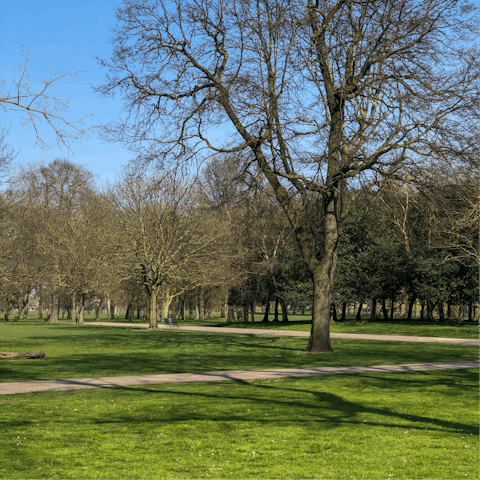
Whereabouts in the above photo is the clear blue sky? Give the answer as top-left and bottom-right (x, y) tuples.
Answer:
(1, 0), (131, 183)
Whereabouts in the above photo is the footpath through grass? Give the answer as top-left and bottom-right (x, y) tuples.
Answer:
(0, 322), (478, 383)
(53, 310), (480, 339)
(1, 369), (478, 479)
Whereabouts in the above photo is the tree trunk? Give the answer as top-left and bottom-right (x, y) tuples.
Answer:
(95, 297), (104, 322)
(370, 299), (377, 321)
(107, 296), (111, 321)
(306, 263), (334, 353)
(236, 308), (243, 322)
(38, 293), (43, 320)
(149, 287), (158, 329)
(194, 290), (200, 321)
(420, 302), (425, 320)
(220, 302), (227, 319)
(341, 302), (347, 321)
(262, 298), (270, 322)
(78, 293), (85, 325)
(250, 303), (255, 323)
(227, 305), (235, 323)
(356, 302), (362, 321)
(68, 291), (76, 320)
(110, 301), (115, 321)
(198, 287), (205, 321)
(381, 299), (389, 321)
(407, 295), (416, 321)
(437, 302), (445, 322)
(45, 294), (59, 323)
(331, 303), (337, 322)
(273, 298), (279, 321)
(280, 300), (289, 322)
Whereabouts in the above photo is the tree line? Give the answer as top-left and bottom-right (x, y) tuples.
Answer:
(1, 156), (477, 326)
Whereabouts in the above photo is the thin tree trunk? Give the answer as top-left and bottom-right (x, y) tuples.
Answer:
(437, 302), (445, 322)
(273, 298), (279, 321)
(78, 293), (85, 325)
(280, 300), (289, 322)
(341, 302), (347, 321)
(149, 287), (158, 329)
(407, 295), (416, 321)
(107, 296), (111, 321)
(125, 303), (132, 321)
(38, 293), (43, 320)
(381, 299), (389, 321)
(262, 297), (270, 322)
(370, 299), (377, 322)
(331, 303), (337, 322)
(250, 303), (255, 323)
(390, 295), (395, 321)
(198, 287), (205, 321)
(356, 302), (362, 321)
(95, 297), (103, 322)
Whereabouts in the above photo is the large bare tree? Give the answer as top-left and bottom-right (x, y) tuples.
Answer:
(97, 0), (478, 351)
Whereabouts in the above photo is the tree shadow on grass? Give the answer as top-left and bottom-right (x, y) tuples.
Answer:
(44, 369), (478, 435)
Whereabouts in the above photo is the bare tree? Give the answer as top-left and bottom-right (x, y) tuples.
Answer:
(110, 171), (235, 329)
(0, 46), (91, 156)
(97, 0), (478, 351)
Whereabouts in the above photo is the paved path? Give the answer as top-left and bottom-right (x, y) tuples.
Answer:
(73, 321), (480, 346)
(1, 361), (478, 395)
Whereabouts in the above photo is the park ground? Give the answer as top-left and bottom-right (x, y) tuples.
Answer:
(0, 314), (478, 479)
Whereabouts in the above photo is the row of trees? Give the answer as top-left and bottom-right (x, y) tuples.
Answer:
(1, 156), (477, 328)
(95, 0), (478, 351)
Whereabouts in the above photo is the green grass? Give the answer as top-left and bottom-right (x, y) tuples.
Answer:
(0, 322), (478, 383)
(214, 317), (480, 339)
(1, 369), (478, 479)
(20, 311), (479, 338)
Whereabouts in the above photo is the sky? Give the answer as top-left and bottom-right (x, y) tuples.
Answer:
(1, 0), (132, 184)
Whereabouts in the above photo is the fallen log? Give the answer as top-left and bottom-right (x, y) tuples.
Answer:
(0, 350), (46, 360)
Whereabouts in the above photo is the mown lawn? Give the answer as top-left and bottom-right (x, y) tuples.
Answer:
(47, 310), (479, 339)
(1, 369), (478, 479)
(0, 322), (478, 383)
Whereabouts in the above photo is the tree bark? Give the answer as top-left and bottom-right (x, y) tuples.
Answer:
(341, 302), (347, 321)
(306, 263), (334, 352)
(280, 300), (289, 322)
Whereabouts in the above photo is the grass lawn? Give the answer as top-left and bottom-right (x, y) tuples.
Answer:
(1, 369), (478, 479)
(46, 310), (479, 339)
(0, 322), (478, 383)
